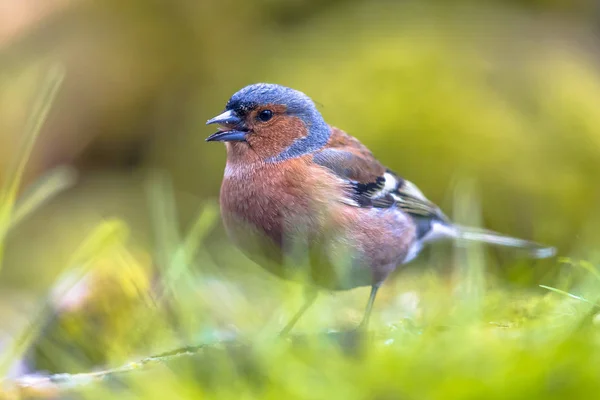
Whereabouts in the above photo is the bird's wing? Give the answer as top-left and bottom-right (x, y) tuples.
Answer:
(313, 128), (555, 258)
(313, 128), (449, 223)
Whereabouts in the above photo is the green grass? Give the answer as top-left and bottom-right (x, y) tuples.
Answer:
(13, 261), (600, 400)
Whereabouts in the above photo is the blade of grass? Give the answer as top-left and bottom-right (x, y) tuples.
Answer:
(146, 172), (219, 301)
(145, 173), (218, 340)
(539, 285), (600, 308)
(146, 171), (182, 287)
(452, 176), (486, 322)
(577, 260), (600, 282)
(9, 166), (78, 229)
(162, 201), (219, 297)
(0, 64), (65, 268)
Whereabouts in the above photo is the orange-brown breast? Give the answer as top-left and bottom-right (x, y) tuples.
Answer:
(219, 154), (343, 273)
(219, 150), (417, 290)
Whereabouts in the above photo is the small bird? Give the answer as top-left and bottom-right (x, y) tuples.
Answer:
(206, 83), (555, 333)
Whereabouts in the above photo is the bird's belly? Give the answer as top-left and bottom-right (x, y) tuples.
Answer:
(220, 177), (416, 290)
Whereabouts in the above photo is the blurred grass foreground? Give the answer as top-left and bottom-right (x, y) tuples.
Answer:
(3, 0), (600, 399)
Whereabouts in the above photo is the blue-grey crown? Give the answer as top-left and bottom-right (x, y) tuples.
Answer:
(226, 84), (312, 114)
(226, 83), (331, 161)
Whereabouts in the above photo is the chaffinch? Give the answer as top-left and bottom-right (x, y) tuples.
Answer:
(206, 83), (555, 333)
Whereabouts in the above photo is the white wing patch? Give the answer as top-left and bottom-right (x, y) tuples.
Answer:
(371, 172), (400, 199)
(382, 172), (398, 193)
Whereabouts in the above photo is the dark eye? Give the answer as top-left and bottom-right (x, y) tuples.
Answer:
(257, 109), (273, 122)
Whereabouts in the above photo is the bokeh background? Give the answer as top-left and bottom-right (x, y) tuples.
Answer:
(2, 0), (600, 397)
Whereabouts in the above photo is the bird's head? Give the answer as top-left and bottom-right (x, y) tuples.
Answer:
(206, 84), (330, 162)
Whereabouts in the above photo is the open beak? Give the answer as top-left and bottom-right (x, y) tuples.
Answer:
(205, 110), (247, 142)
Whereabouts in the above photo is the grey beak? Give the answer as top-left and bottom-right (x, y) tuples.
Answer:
(206, 110), (242, 126)
(206, 130), (247, 142)
(205, 110), (247, 142)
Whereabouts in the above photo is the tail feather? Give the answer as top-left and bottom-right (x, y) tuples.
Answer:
(454, 225), (556, 259)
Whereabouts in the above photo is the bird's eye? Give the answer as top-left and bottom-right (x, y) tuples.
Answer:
(257, 109), (273, 122)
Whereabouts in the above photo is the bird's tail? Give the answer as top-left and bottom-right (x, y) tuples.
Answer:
(453, 225), (556, 259)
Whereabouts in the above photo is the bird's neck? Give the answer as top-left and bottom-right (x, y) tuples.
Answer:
(268, 114), (330, 162)
(224, 142), (263, 165)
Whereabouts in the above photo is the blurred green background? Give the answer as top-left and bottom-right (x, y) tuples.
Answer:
(2, 0), (600, 398)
